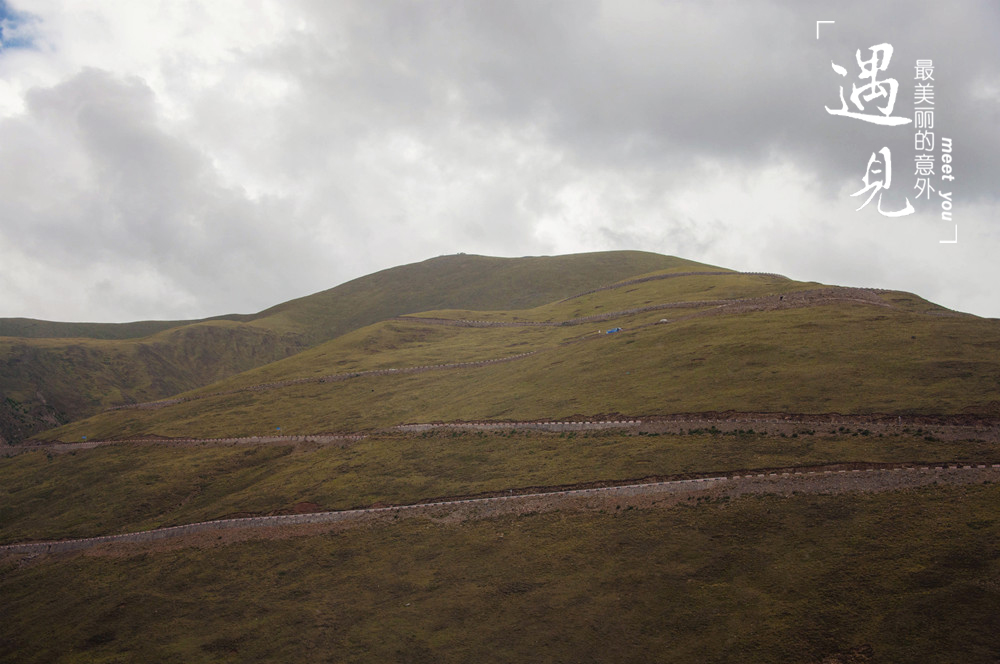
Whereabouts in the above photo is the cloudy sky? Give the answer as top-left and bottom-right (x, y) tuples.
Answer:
(0, 0), (997, 322)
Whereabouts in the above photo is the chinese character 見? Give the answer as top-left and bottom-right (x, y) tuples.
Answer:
(851, 147), (914, 217)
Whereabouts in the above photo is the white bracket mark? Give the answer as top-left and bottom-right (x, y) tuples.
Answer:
(939, 225), (958, 244)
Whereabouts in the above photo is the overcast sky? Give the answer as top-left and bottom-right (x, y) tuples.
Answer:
(0, 0), (997, 323)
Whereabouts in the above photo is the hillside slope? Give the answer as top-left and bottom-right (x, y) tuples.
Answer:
(242, 251), (717, 343)
(6, 256), (1000, 663)
(38, 269), (1000, 443)
(0, 251), (701, 442)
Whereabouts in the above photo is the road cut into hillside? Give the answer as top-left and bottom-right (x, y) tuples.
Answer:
(3, 432), (365, 455)
(3, 462), (998, 557)
(10, 411), (999, 455)
(395, 413), (1000, 443)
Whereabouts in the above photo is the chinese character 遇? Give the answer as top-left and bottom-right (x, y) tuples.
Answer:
(826, 43), (912, 126)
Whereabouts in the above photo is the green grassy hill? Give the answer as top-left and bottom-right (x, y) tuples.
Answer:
(39, 269), (1000, 443)
(4, 484), (999, 663)
(5, 252), (1000, 662)
(244, 251), (715, 343)
(1, 251), (695, 443)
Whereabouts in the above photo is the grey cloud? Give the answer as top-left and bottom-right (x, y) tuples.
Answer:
(0, 68), (326, 317)
(271, 0), (998, 205)
(0, 1), (997, 321)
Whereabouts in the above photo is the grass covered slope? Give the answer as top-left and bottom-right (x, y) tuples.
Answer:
(41, 272), (1000, 442)
(2, 428), (996, 544)
(1, 251), (697, 443)
(243, 251), (718, 342)
(5, 256), (1000, 663)
(3, 485), (999, 663)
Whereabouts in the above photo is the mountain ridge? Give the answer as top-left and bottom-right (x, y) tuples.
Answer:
(31, 263), (1000, 443)
(0, 251), (703, 442)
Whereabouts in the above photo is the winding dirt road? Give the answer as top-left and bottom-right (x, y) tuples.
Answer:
(12, 410), (998, 455)
(3, 462), (997, 555)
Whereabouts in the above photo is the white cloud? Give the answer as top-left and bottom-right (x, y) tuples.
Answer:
(0, 0), (997, 322)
